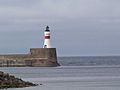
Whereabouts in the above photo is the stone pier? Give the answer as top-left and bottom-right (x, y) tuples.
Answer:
(0, 48), (60, 67)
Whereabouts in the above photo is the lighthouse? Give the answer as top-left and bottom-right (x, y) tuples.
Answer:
(43, 26), (51, 48)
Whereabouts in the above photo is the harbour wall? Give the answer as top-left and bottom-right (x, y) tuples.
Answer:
(0, 48), (60, 67)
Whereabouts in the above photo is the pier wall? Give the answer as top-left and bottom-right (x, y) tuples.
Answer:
(0, 48), (59, 67)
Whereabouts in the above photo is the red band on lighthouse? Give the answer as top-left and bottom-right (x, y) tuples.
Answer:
(45, 36), (50, 39)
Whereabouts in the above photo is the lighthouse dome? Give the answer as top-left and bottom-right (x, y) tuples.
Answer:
(45, 26), (50, 32)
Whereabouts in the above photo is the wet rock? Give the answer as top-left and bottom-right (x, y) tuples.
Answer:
(0, 71), (38, 89)
(40, 84), (43, 85)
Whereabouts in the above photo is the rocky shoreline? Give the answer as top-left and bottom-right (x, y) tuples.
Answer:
(0, 71), (38, 89)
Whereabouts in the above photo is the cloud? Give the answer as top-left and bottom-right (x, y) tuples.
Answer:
(0, 0), (120, 26)
(0, 0), (120, 55)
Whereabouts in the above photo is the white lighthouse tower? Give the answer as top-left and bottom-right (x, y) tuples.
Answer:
(43, 26), (51, 48)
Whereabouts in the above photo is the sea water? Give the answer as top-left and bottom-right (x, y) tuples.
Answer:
(0, 56), (120, 90)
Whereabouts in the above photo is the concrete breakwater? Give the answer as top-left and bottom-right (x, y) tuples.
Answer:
(0, 71), (37, 89)
(0, 48), (60, 67)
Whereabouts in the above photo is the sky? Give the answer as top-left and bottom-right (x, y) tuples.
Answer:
(0, 0), (120, 56)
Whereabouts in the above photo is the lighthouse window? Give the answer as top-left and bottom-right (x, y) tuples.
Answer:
(44, 45), (47, 48)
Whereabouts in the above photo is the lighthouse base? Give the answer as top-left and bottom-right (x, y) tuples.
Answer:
(0, 48), (60, 67)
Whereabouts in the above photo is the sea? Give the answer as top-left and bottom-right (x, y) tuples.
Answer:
(0, 56), (120, 90)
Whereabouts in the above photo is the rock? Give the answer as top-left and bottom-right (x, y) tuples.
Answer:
(40, 84), (43, 85)
(0, 71), (38, 89)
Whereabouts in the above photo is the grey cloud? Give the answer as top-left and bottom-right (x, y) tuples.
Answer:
(0, 0), (120, 25)
(0, 0), (120, 56)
